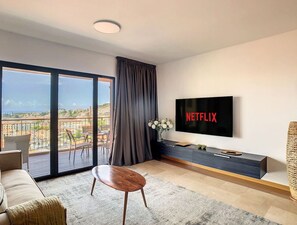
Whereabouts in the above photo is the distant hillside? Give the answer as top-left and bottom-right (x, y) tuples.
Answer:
(2, 103), (111, 119)
(98, 103), (111, 116)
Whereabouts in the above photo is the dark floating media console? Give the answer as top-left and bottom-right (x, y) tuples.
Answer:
(153, 140), (267, 179)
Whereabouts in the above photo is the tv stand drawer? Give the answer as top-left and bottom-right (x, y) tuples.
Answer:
(160, 145), (192, 162)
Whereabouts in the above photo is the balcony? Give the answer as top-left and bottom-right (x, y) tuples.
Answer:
(1, 117), (111, 178)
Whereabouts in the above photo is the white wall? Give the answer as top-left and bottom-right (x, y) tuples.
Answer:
(157, 29), (297, 185)
(0, 29), (116, 76)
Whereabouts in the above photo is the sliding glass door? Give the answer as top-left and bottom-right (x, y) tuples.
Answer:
(58, 74), (93, 173)
(0, 61), (114, 180)
(1, 67), (51, 177)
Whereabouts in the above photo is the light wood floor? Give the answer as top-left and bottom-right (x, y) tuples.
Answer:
(130, 160), (297, 225)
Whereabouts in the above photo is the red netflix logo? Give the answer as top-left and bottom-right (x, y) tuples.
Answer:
(186, 112), (217, 123)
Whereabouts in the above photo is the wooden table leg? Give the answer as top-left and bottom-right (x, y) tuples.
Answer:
(122, 192), (128, 225)
(91, 178), (96, 196)
(141, 188), (147, 207)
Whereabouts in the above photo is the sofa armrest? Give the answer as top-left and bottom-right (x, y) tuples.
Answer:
(0, 150), (22, 171)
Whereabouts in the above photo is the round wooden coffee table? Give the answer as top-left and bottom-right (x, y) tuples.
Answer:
(91, 165), (147, 225)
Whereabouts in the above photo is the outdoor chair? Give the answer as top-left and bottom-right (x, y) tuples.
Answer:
(65, 129), (91, 164)
(82, 125), (93, 143)
(3, 134), (31, 171)
(98, 131), (110, 155)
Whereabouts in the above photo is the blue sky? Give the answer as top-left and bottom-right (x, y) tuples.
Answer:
(2, 70), (111, 113)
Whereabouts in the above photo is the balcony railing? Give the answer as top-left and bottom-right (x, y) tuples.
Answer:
(1, 116), (110, 153)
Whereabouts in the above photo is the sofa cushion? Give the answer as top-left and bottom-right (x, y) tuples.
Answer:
(1, 170), (44, 207)
(0, 183), (8, 213)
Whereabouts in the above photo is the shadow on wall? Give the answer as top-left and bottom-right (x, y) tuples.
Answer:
(233, 96), (241, 138)
(267, 157), (287, 174)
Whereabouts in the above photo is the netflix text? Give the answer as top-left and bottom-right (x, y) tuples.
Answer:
(185, 112), (217, 123)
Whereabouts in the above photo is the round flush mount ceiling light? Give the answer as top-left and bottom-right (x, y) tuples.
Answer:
(93, 20), (121, 34)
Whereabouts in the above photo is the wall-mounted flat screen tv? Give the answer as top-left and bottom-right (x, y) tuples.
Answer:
(176, 96), (233, 137)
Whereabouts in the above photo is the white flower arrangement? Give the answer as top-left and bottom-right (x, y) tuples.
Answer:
(148, 119), (173, 131)
(148, 118), (174, 141)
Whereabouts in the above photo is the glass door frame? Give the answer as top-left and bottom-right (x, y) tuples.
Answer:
(0, 60), (115, 181)
(56, 72), (97, 174)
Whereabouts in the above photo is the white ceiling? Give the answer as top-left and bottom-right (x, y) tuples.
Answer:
(0, 0), (297, 64)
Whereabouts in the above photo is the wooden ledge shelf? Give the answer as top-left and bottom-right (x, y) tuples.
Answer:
(161, 155), (289, 196)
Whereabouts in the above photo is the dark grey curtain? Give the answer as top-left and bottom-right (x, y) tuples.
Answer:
(109, 57), (158, 166)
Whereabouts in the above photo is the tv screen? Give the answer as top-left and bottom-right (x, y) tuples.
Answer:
(175, 96), (233, 137)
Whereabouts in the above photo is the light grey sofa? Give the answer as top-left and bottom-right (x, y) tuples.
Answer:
(0, 150), (66, 225)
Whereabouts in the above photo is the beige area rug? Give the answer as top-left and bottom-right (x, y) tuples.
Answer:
(38, 170), (279, 225)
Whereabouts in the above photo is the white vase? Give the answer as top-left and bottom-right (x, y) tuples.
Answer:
(157, 130), (164, 142)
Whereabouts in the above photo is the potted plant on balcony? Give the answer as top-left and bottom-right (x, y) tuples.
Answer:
(148, 119), (174, 142)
